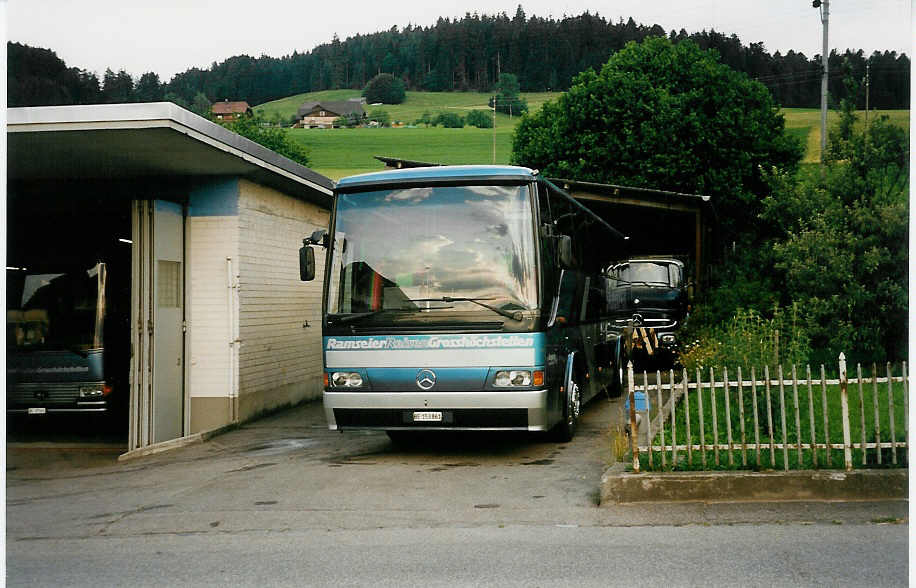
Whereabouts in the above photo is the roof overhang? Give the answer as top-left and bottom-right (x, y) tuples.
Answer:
(7, 103), (334, 208)
(555, 178), (711, 213)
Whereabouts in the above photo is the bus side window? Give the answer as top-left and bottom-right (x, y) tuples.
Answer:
(555, 270), (579, 326)
(585, 276), (607, 321)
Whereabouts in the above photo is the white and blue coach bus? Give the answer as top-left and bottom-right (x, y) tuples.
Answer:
(300, 165), (627, 441)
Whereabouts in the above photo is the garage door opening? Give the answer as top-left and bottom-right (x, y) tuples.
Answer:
(6, 193), (132, 445)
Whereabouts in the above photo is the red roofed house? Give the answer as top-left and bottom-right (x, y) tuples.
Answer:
(211, 100), (252, 121)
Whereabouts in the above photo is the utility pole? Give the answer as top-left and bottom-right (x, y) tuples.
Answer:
(864, 62), (870, 130)
(492, 96), (497, 164)
(813, 0), (829, 164)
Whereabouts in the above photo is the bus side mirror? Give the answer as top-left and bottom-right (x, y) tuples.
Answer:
(557, 235), (574, 269)
(299, 244), (316, 281)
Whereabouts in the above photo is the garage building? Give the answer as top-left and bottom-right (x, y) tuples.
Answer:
(7, 103), (333, 453)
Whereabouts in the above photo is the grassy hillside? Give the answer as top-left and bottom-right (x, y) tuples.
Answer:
(257, 90), (909, 179)
(255, 90), (561, 129)
(260, 90), (560, 179)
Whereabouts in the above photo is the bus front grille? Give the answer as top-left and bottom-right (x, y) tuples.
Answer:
(7, 382), (90, 407)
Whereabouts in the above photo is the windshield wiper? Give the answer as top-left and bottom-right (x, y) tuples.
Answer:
(409, 297), (523, 321)
(610, 278), (668, 287)
(327, 308), (416, 325)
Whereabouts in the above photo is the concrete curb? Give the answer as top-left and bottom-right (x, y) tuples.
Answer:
(600, 465), (908, 505)
(117, 422), (239, 462)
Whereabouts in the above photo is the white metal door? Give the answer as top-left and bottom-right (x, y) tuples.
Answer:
(129, 200), (185, 449)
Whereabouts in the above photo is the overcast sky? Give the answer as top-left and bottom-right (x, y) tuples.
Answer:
(5, 0), (913, 82)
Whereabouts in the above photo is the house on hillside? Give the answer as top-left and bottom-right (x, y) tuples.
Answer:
(295, 98), (366, 128)
(211, 100), (252, 121)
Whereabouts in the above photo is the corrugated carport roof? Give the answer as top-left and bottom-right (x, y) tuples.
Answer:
(7, 102), (334, 208)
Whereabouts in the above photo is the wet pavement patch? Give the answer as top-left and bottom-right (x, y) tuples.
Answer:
(228, 462), (277, 473)
(243, 438), (319, 457)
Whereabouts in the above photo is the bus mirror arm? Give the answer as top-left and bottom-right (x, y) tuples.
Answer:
(305, 229), (329, 248)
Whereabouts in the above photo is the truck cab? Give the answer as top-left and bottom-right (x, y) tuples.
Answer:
(606, 258), (688, 364)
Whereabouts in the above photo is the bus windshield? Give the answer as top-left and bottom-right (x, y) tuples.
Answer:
(327, 184), (537, 319)
(6, 263), (106, 351)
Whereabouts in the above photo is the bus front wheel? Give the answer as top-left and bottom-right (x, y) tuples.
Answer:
(553, 363), (581, 442)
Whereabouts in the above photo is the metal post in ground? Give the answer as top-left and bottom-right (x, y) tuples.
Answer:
(628, 361), (639, 473)
(839, 353), (852, 471)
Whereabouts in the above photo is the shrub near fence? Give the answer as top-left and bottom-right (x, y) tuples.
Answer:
(627, 354), (908, 472)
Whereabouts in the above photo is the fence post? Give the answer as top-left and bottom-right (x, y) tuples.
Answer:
(751, 366), (761, 468)
(872, 363), (881, 465)
(710, 367), (719, 466)
(628, 361), (639, 473)
(857, 363), (867, 465)
(738, 366), (747, 466)
(778, 364), (789, 471)
(839, 353), (853, 471)
(806, 365), (817, 468)
(764, 365), (775, 468)
(724, 366), (734, 466)
(683, 368), (692, 466)
(697, 368), (706, 468)
(645, 370), (653, 469)
(903, 362), (908, 444)
(887, 362), (897, 465)
(670, 368), (677, 467)
(792, 365), (802, 464)
(656, 370), (665, 468)
(820, 365), (829, 467)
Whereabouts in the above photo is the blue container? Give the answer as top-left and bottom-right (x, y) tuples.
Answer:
(624, 390), (650, 412)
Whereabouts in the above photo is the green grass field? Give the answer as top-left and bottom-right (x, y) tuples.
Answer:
(287, 126), (518, 179)
(257, 90), (559, 179)
(782, 108), (910, 164)
(257, 90), (909, 179)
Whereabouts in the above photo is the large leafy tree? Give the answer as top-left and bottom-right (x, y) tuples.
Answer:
(511, 37), (803, 236)
(362, 73), (406, 104)
(760, 109), (908, 362)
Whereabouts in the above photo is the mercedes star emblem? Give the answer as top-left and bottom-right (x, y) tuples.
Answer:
(416, 369), (437, 390)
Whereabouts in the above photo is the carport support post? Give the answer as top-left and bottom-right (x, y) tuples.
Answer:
(839, 353), (853, 470)
(628, 361), (640, 473)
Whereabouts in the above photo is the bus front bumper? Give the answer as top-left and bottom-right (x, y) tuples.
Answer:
(323, 390), (550, 431)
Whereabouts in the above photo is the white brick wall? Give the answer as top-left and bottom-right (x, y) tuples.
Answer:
(188, 215), (239, 398)
(237, 179), (329, 408)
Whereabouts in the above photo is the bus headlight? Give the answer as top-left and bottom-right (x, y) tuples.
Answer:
(493, 370), (538, 387)
(79, 385), (105, 398)
(331, 372), (364, 388)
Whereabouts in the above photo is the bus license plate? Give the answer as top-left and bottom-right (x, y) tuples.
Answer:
(412, 411), (442, 422)
(28, 408), (47, 415)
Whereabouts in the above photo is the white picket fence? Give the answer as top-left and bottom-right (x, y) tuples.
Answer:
(626, 353), (909, 472)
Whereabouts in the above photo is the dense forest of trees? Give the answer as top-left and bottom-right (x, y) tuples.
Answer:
(8, 9), (911, 109)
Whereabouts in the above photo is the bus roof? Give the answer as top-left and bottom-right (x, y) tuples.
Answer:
(335, 165), (538, 191)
